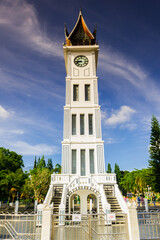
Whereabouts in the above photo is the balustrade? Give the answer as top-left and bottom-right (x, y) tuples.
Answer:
(51, 173), (116, 185)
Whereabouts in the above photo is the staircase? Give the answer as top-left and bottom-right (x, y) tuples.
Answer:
(65, 196), (69, 213)
(51, 185), (63, 214)
(99, 196), (103, 214)
(107, 196), (122, 213)
(104, 185), (125, 224)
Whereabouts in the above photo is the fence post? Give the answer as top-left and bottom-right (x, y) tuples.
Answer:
(34, 200), (38, 213)
(144, 198), (149, 212)
(41, 205), (53, 240)
(88, 214), (92, 240)
(127, 204), (140, 240)
(14, 200), (19, 214)
(51, 214), (54, 240)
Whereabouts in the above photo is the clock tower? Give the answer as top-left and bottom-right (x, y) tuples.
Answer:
(62, 10), (105, 176)
(41, 12), (140, 238)
(43, 10), (126, 218)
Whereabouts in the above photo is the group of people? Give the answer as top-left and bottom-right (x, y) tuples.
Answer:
(124, 194), (157, 207)
(137, 195), (157, 207)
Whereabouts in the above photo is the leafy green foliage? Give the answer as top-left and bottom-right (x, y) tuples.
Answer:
(37, 155), (46, 169)
(0, 147), (24, 172)
(30, 168), (51, 200)
(114, 163), (121, 185)
(148, 115), (160, 192)
(0, 148), (27, 201)
(47, 158), (53, 171)
(120, 169), (149, 194)
(53, 163), (61, 173)
(106, 163), (112, 173)
(0, 168), (28, 201)
(34, 156), (37, 169)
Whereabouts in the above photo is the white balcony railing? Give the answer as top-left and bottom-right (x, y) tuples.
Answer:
(51, 173), (116, 185)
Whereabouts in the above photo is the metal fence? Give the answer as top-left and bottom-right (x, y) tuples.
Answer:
(0, 202), (35, 214)
(0, 213), (42, 240)
(52, 212), (128, 240)
(138, 212), (160, 240)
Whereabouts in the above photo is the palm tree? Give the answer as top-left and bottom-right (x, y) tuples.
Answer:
(53, 164), (61, 174)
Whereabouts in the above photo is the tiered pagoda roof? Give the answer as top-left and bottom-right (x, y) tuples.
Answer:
(64, 10), (97, 46)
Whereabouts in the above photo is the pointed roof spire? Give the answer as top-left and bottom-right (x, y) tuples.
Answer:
(64, 9), (97, 46)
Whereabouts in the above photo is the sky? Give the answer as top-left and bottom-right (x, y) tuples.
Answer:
(0, 0), (160, 171)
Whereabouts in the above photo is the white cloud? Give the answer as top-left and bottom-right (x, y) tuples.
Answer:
(102, 105), (136, 127)
(11, 129), (24, 135)
(105, 138), (118, 144)
(0, 0), (63, 58)
(120, 122), (137, 131)
(10, 141), (59, 155)
(99, 46), (160, 105)
(0, 105), (10, 119)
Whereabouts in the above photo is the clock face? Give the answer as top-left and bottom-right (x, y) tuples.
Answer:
(74, 55), (89, 67)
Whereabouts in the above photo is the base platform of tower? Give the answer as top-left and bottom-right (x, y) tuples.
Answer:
(39, 10), (140, 240)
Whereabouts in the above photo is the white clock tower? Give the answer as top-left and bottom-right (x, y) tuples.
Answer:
(44, 10), (126, 218)
(41, 12), (141, 239)
(62, 10), (105, 176)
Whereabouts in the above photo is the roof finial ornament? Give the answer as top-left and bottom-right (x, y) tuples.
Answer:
(64, 9), (97, 46)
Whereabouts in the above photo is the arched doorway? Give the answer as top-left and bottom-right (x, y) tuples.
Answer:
(87, 194), (97, 213)
(70, 194), (80, 213)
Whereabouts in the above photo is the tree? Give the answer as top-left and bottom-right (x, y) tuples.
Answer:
(0, 148), (27, 201)
(148, 115), (160, 192)
(0, 168), (28, 202)
(114, 163), (121, 187)
(21, 178), (34, 200)
(37, 155), (46, 169)
(37, 157), (40, 166)
(47, 158), (53, 171)
(30, 168), (51, 200)
(120, 171), (135, 193)
(53, 163), (61, 174)
(106, 163), (112, 173)
(0, 147), (24, 172)
(34, 156), (37, 169)
(120, 169), (149, 195)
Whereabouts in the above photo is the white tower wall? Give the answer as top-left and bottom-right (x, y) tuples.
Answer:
(62, 46), (105, 175)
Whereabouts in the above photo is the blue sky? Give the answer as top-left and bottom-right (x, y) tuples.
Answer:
(0, 0), (160, 171)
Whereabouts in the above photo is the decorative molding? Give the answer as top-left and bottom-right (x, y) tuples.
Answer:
(97, 145), (104, 173)
(84, 68), (90, 76)
(62, 145), (69, 174)
(93, 80), (98, 104)
(73, 68), (79, 76)
(66, 80), (71, 105)
(63, 109), (70, 139)
(95, 109), (101, 138)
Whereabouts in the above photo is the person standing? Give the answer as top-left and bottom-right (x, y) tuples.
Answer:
(137, 196), (141, 207)
(152, 195), (156, 207)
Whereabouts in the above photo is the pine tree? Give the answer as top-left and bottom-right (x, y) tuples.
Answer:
(38, 155), (46, 169)
(148, 115), (160, 192)
(114, 163), (121, 186)
(106, 163), (112, 173)
(47, 158), (53, 171)
(37, 157), (40, 167)
(34, 156), (37, 169)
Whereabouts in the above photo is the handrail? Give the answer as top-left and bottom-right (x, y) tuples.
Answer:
(0, 221), (17, 240)
(114, 184), (128, 213)
(99, 184), (110, 212)
(6, 221), (17, 236)
(67, 176), (77, 189)
(91, 177), (100, 192)
(43, 184), (53, 205)
(61, 184), (67, 205)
